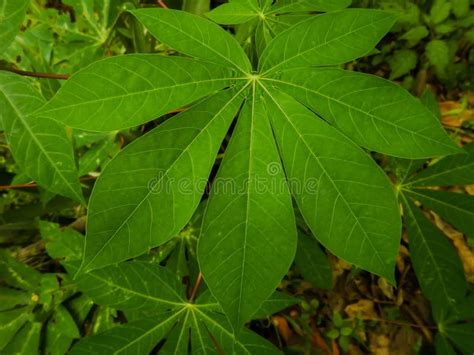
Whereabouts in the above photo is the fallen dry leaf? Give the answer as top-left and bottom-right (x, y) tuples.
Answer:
(345, 299), (377, 320)
(440, 101), (473, 127)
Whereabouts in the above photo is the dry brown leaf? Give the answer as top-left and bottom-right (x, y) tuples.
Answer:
(369, 334), (390, 355)
(465, 185), (474, 196)
(440, 101), (473, 127)
(378, 278), (395, 300)
(345, 299), (377, 320)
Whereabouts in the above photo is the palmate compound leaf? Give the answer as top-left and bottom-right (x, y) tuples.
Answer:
(131, 8), (251, 74)
(258, 9), (397, 74)
(269, 68), (461, 158)
(262, 88), (401, 282)
(37, 55), (235, 131)
(198, 91), (297, 333)
(0, 72), (84, 203)
(71, 262), (281, 354)
(401, 196), (467, 314)
(79, 88), (244, 273)
(0, 0), (30, 53)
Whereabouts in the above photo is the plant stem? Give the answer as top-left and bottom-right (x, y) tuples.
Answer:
(189, 272), (203, 302)
(182, 0), (210, 15)
(7, 68), (70, 80)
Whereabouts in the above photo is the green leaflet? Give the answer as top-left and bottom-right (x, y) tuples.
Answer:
(0, 308), (31, 350)
(402, 197), (467, 313)
(131, 9), (251, 74)
(198, 92), (297, 333)
(405, 189), (474, 240)
(295, 232), (333, 290)
(80, 89), (243, 273)
(269, 68), (461, 158)
(37, 55), (234, 131)
(435, 333), (457, 355)
(45, 305), (80, 355)
(268, 0), (351, 14)
(443, 323), (474, 354)
(408, 142), (474, 186)
(0, 72), (84, 203)
(262, 89), (401, 282)
(3, 322), (41, 355)
(0, 0), (30, 53)
(206, 3), (258, 24)
(259, 9), (396, 73)
(76, 262), (187, 312)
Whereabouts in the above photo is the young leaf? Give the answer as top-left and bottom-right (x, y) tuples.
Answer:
(0, 72), (84, 203)
(259, 9), (396, 73)
(402, 197), (467, 313)
(295, 232), (333, 290)
(131, 9), (251, 74)
(80, 89), (243, 273)
(77, 262), (186, 312)
(270, 68), (461, 158)
(0, 0), (30, 53)
(263, 89), (401, 281)
(38, 55), (234, 131)
(206, 3), (258, 25)
(406, 189), (474, 240)
(408, 142), (474, 186)
(198, 93), (297, 333)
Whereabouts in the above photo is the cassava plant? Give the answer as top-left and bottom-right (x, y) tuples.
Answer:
(1, 0), (472, 353)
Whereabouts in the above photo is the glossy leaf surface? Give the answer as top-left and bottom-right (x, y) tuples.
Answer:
(263, 89), (401, 281)
(0, 72), (83, 203)
(38, 55), (234, 131)
(132, 9), (251, 73)
(199, 93), (297, 332)
(402, 197), (467, 312)
(259, 9), (396, 72)
(80, 89), (243, 273)
(271, 68), (461, 158)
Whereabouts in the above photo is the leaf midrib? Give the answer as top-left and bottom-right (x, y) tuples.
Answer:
(408, 160), (474, 186)
(260, 13), (390, 74)
(88, 271), (185, 307)
(405, 189), (474, 217)
(39, 78), (233, 114)
(266, 77), (457, 151)
(400, 193), (453, 306)
(260, 82), (387, 274)
(137, 11), (250, 74)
